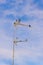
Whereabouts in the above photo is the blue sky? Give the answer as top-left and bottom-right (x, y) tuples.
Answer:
(0, 0), (43, 65)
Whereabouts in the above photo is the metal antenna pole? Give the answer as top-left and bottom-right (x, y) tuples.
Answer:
(13, 23), (16, 65)
(13, 42), (14, 65)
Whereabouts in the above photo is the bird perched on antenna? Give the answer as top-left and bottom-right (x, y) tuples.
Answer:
(14, 19), (31, 27)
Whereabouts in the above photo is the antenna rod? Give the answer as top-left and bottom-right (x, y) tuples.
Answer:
(13, 42), (14, 65)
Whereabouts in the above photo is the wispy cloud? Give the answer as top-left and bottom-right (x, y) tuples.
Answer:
(0, 0), (6, 3)
(0, 0), (43, 65)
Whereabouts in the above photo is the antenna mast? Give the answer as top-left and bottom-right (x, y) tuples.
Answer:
(13, 19), (31, 65)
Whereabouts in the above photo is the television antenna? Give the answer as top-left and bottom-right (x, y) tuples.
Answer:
(13, 19), (31, 65)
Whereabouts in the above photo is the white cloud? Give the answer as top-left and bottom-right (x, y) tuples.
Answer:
(0, 63), (9, 65)
(0, 0), (43, 65)
(0, 45), (43, 65)
(2, 0), (43, 21)
(0, 0), (6, 3)
(14, 46), (43, 65)
(0, 48), (12, 60)
(0, 28), (13, 49)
